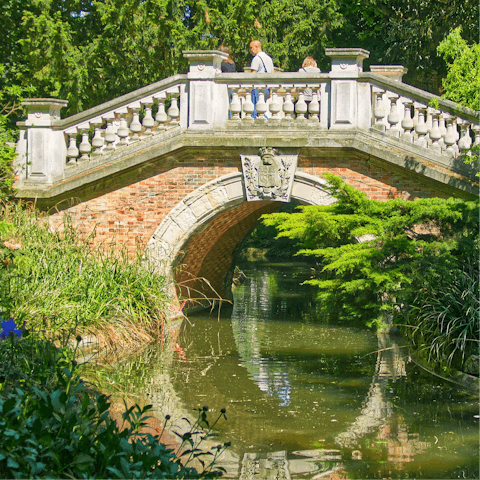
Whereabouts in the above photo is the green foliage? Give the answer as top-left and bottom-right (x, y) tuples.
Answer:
(0, 335), (228, 479)
(0, 0), (344, 117)
(240, 203), (304, 260)
(253, 0), (343, 71)
(0, 332), (75, 398)
(262, 174), (479, 328)
(437, 27), (479, 111)
(399, 258), (479, 370)
(331, 0), (479, 93)
(2, 0), (478, 117)
(0, 202), (169, 339)
(0, 118), (17, 201)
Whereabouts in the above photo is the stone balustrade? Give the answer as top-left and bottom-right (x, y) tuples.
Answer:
(15, 49), (479, 188)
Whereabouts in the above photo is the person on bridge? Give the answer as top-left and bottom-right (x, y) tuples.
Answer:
(219, 45), (236, 73)
(249, 40), (274, 118)
(298, 56), (321, 106)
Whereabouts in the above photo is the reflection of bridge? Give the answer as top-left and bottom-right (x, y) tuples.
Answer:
(136, 311), (426, 479)
(229, 273), (429, 479)
(235, 333), (429, 479)
(15, 48), (478, 299)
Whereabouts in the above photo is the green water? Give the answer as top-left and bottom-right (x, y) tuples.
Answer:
(108, 263), (479, 479)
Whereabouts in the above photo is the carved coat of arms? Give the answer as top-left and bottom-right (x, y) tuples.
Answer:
(241, 147), (298, 202)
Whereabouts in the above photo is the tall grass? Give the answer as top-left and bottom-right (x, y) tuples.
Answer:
(0, 201), (170, 347)
(399, 258), (479, 371)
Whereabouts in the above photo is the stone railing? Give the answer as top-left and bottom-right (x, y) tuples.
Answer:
(16, 74), (189, 185)
(15, 49), (479, 188)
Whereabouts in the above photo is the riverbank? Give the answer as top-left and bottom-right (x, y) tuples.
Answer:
(0, 328), (231, 479)
(0, 201), (173, 349)
(0, 200), (230, 478)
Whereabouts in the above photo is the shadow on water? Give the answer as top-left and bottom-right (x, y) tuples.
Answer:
(98, 262), (479, 479)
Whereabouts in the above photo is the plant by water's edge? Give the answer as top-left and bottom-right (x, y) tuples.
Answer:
(0, 200), (173, 350)
(0, 333), (230, 479)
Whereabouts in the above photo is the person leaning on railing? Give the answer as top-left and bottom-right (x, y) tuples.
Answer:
(219, 45), (236, 73)
(249, 40), (274, 118)
(298, 56), (321, 107)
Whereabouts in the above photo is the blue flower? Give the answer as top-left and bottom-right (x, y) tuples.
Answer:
(0, 319), (22, 340)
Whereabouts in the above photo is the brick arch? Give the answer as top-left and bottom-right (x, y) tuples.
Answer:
(145, 171), (336, 302)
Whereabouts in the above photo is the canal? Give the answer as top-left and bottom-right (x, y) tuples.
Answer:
(103, 262), (479, 479)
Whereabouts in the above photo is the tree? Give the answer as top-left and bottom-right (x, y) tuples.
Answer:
(437, 27), (479, 111)
(331, 0), (479, 94)
(1, 0), (345, 118)
(262, 174), (479, 328)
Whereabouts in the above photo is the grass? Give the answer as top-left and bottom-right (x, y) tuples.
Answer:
(0, 201), (171, 349)
(399, 259), (479, 371)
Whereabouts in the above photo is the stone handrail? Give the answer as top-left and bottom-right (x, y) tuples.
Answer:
(15, 49), (479, 188)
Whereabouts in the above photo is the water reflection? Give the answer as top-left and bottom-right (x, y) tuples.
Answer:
(98, 262), (478, 479)
(232, 317), (292, 406)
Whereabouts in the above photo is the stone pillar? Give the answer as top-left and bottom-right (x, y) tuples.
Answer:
(17, 98), (69, 184)
(182, 50), (229, 130)
(325, 48), (370, 129)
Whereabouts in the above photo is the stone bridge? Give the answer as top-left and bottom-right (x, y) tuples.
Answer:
(14, 48), (479, 303)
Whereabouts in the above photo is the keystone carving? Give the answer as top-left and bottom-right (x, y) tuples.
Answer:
(241, 147), (298, 202)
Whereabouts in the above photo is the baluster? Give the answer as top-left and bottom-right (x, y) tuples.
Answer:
(282, 86), (295, 120)
(295, 89), (308, 121)
(269, 88), (282, 120)
(154, 94), (168, 133)
(386, 94), (400, 137)
(141, 100), (155, 136)
(78, 129), (91, 162)
(255, 91), (268, 120)
(400, 101), (414, 142)
(308, 88), (320, 122)
(91, 123), (105, 157)
(429, 111), (442, 152)
(458, 121), (472, 157)
(414, 105), (428, 148)
(229, 88), (242, 120)
(66, 132), (79, 166)
(167, 94), (180, 126)
(438, 114), (447, 149)
(104, 117), (117, 152)
(129, 105), (142, 141)
(116, 112), (130, 146)
(373, 89), (386, 132)
(242, 89), (255, 121)
(443, 115), (457, 157)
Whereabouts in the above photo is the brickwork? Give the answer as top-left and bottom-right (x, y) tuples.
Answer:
(45, 147), (449, 302)
(297, 153), (449, 201)
(48, 149), (242, 258)
(176, 201), (280, 300)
